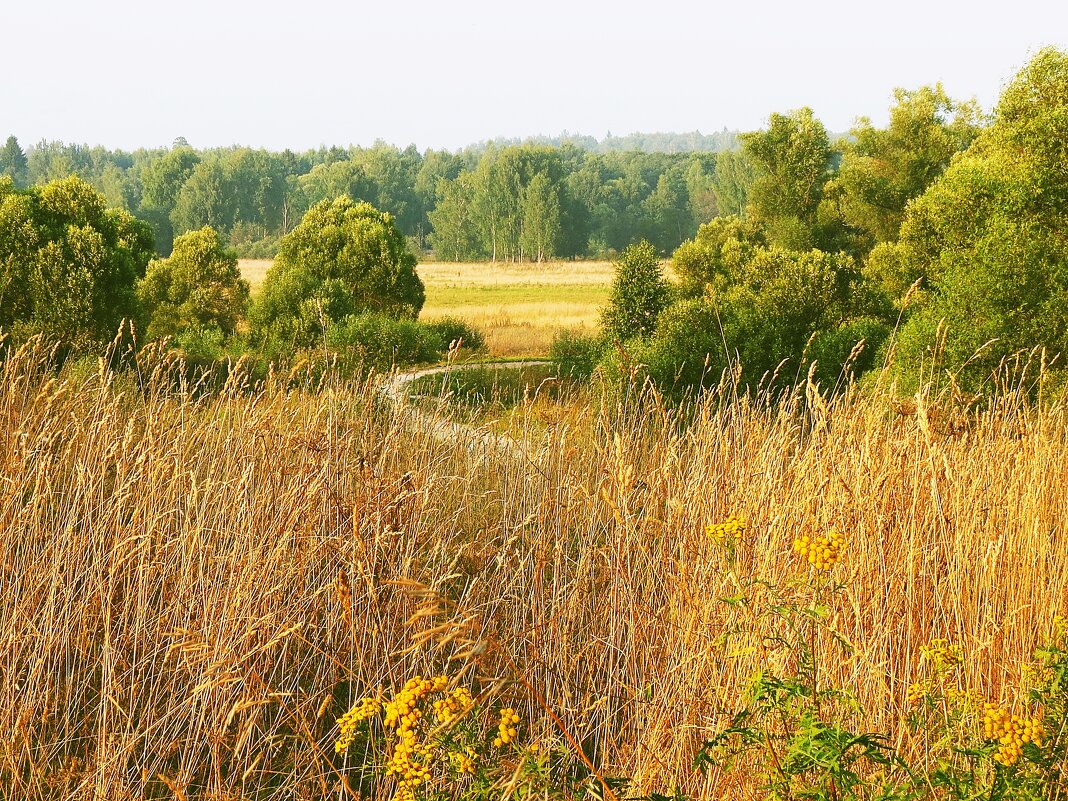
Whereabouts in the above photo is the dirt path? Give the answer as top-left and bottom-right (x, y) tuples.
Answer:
(377, 361), (551, 463)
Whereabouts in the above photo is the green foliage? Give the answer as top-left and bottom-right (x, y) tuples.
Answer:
(742, 108), (838, 251)
(0, 136), (28, 187)
(713, 247), (863, 383)
(252, 197), (424, 349)
(710, 150), (755, 219)
(422, 317), (486, 353)
(601, 241), (672, 343)
(883, 47), (1068, 391)
(550, 330), (606, 380)
(136, 226), (250, 341)
(637, 240), (868, 394)
(325, 313), (443, 371)
(619, 298), (727, 393)
(0, 176), (154, 349)
(671, 215), (765, 298)
(428, 173), (485, 260)
(825, 85), (981, 250)
(807, 317), (891, 388)
(520, 172), (561, 262)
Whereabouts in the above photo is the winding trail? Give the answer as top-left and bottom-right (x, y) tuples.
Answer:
(377, 360), (552, 463)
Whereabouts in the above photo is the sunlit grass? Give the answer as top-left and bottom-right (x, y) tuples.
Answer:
(240, 259), (615, 357)
(3, 337), (1066, 799)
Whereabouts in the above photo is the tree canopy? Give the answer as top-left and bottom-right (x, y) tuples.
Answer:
(137, 226), (249, 341)
(0, 176), (154, 349)
(251, 197), (424, 349)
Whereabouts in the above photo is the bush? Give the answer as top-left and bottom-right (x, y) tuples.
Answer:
(601, 240), (672, 343)
(252, 197), (424, 349)
(549, 330), (605, 380)
(137, 226), (249, 341)
(807, 317), (891, 388)
(422, 317), (486, 353)
(0, 176), (155, 350)
(325, 313), (444, 372)
(632, 298), (728, 393)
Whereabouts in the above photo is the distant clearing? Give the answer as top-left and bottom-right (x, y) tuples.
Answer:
(239, 259), (616, 357)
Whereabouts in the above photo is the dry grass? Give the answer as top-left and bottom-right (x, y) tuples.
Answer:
(417, 261), (612, 357)
(2, 339), (1067, 800)
(238, 259), (273, 296)
(238, 260), (616, 358)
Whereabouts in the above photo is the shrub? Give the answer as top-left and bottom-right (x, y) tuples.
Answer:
(325, 312), (444, 371)
(0, 175), (154, 350)
(600, 240), (672, 343)
(549, 329), (605, 380)
(807, 317), (891, 388)
(137, 226), (249, 341)
(422, 317), (486, 353)
(251, 197), (424, 349)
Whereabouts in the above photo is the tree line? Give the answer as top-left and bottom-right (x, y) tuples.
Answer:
(0, 134), (739, 263)
(4, 48), (1067, 395)
(574, 48), (1068, 395)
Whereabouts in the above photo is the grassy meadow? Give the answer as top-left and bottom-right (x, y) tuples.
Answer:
(2, 336), (1067, 799)
(239, 259), (614, 357)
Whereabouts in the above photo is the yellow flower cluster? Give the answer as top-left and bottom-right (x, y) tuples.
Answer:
(920, 638), (964, 671)
(382, 675), (449, 793)
(792, 529), (847, 570)
(335, 695), (381, 754)
(449, 747), (477, 775)
(944, 685), (983, 709)
(384, 675), (448, 729)
(388, 736), (433, 785)
(493, 707), (520, 747)
(906, 680), (930, 706)
(707, 514), (746, 546)
(982, 704), (1044, 766)
(433, 687), (473, 725)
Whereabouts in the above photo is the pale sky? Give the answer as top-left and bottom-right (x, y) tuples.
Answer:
(3, 0), (1065, 152)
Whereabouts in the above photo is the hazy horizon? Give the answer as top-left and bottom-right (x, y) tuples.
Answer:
(5, 0), (1067, 152)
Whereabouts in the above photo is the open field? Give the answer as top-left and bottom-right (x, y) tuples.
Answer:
(3, 339), (1066, 799)
(240, 260), (615, 357)
(238, 258), (273, 295)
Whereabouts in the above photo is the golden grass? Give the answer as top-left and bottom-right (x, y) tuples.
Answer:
(3, 339), (1066, 799)
(239, 259), (616, 357)
(417, 261), (613, 357)
(238, 259), (273, 295)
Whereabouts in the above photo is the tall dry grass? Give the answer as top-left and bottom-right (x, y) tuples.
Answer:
(1, 339), (1067, 800)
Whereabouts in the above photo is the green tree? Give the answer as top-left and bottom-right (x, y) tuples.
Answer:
(140, 146), (201, 252)
(0, 136), (28, 186)
(742, 108), (836, 250)
(710, 150), (755, 218)
(171, 158), (233, 236)
(136, 226), (249, 341)
(671, 215), (765, 298)
(601, 240), (672, 342)
(641, 167), (694, 252)
(428, 174), (483, 260)
(299, 159), (376, 209)
(472, 149), (522, 261)
(824, 85), (981, 249)
(520, 172), (560, 262)
(251, 197), (424, 349)
(882, 48), (1068, 389)
(0, 176), (154, 349)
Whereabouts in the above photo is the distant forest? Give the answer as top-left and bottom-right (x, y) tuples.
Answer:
(0, 131), (748, 262)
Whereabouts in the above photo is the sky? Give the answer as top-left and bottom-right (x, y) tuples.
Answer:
(3, 0), (1066, 152)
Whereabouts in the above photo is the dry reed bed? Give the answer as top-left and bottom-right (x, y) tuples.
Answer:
(1, 341), (1066, 800)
